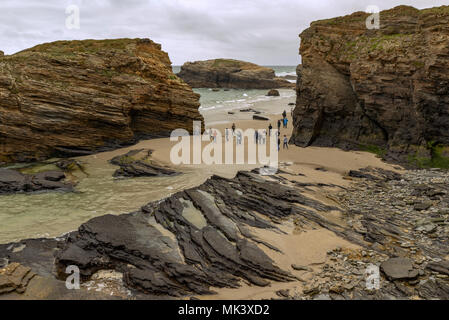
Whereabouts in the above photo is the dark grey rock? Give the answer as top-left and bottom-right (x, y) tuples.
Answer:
(110, 149), (179, 178)
(426, 261), (449, 276)
(0, 168), (73, 194)
(381, 258), (419, 281)
(414, 201), (433, 211)
(253, 115), (270, 121)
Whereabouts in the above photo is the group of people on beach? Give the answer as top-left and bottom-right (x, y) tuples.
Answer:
(224, 125), (244, 145)
(208, 108), (291, 151)
(206, 128), (219, 143)
(270, 110), (289, 151)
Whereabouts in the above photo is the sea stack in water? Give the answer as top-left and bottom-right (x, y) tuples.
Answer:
(290, 6), (449, 165)
(0, 38), (203, 163)
(267, 89), (280, 97)
(177, 59), (295, 89)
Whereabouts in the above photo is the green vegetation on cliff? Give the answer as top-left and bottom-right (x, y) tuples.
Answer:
(408, 143), (449, 169)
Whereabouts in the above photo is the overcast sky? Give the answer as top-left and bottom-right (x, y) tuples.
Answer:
(0, 0), (447, 65)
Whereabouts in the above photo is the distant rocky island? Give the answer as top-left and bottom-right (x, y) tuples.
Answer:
(290, 5), (449, 168)
(177, 59), (295, 89)
(0, 38), (203, 164)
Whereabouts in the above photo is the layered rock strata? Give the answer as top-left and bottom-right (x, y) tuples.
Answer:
(0, 38), (203, 163)
(291, 6), (449, 165)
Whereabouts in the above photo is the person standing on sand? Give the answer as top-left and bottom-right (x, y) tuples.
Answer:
(213, 130), (217, 143)
(268, 124), (272, 136)
(277, 136), (281, 151)
(277, 119), (281, 131)
(232, 123), (236, 134)
(282, 110), (287, 119)
(237, 131), (242, 145)
(283, 117), (288, 128)
(262, 130), (266, 144)
(283, 135), (289, 149)
(225, 128), (229, 142)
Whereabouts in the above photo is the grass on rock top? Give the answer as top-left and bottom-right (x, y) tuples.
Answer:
(20, 39), (136, 55)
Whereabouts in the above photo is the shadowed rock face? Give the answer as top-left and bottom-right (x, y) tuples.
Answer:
(177, 59), (295, 89)
(290, 5), (449, 165)
(0, 38), (203, 163)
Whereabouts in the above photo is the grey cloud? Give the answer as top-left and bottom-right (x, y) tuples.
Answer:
(0, 0), (447, 65)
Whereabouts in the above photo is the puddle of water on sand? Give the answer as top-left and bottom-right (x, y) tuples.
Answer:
(180, 198), (208, 229)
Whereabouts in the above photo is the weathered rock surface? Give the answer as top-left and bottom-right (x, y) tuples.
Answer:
(381, 258), (418, 281)
(53, 171), (341, 296)
(291, 6), (449, 166)
(0, 168), (73, 194)
(177, 59), (295, 89)
(0, 38), (203, 163)
(110, 149), (179, 178)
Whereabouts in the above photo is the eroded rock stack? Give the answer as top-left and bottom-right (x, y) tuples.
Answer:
(291, 6), (449, 165)
(177, 59), (295, 89)
(0, 38), (203, 163)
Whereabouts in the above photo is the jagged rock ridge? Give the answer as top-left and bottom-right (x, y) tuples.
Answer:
(0, 38), (203, 163)
(290, 5), (449, 165)
(53, 171), (337, 296)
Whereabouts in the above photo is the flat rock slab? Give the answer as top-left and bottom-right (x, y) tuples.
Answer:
(0, 168), (73, 194)
(381, 258), (419, 281)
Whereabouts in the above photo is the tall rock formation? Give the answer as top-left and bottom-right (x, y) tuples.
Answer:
(291, 6), (449, 166)
(177, 59), (295, 89)
(0, 38), (203, 163)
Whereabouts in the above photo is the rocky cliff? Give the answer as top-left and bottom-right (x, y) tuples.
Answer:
(291, 6), (449, 167)
(177, 59), (295, 89)
(0, 38), (203, 163)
